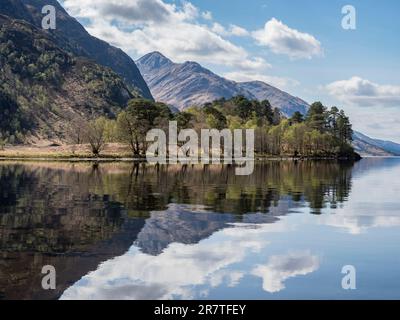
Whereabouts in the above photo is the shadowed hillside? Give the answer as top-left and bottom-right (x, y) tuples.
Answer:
(0, 14), (138, 143)
(0, 0), (153, 100)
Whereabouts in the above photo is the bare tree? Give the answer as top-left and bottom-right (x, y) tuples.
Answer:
(0, 133), (7, 151)
(84, 117), (107, 156)
(68, 118), (86, 145)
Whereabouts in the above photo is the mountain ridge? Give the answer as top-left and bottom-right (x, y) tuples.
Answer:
(353, 131), (400, 156)
(236, 81), (309, 116)
(1, 2), (399, 156)
(137, 51), (309, 116)
(0, 0), (153, 100)
(0, 14), (137, 143)
(138, 52), (400, 157)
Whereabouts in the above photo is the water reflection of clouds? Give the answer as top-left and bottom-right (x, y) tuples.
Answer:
(320, 215), (400, 235)
(61, 205), (318, 300)
(317, 162), (400, 234)
(60, 160), (400, 299)
(252, 251), (320, 293)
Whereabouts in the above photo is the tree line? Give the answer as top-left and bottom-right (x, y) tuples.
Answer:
(72, 95), (355, 158)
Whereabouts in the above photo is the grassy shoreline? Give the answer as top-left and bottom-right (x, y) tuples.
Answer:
(0, 143), (362, 161)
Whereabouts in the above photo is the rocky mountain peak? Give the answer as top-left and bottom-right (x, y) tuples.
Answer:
(137, 52), (309, 115)
(139, 51), (174, 69)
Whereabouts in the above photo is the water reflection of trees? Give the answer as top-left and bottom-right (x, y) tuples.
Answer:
(0, 161), (354, 252)
(0, 160), (354, 299)
(103, 161), (354, 216)
(0, 164), (145, 299)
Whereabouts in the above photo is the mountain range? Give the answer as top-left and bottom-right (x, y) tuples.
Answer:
(136, 52), (400, 156)
(0, 0), (399, 156)
(136, 52), (309, 117)
(353, 131), (400, 156)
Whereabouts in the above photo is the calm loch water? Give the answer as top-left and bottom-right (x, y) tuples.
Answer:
(0, 158), (400, 300)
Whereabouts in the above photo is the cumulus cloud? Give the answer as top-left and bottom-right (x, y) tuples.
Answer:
(252, 251), (320, 293)
(252, 18), (322, 59)
(212, 23), (250, 37)
(211, 22), (227, 35)
(97, 0), (172, 24)
(325, 76), (400, 107)
(230, 24), (250, 37)
(63, 0), (267, 71)
(224, 71), (299, 90)
(202, 11), (213, 20)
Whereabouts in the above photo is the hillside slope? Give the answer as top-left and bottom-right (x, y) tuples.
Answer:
(137, 52), (309, 116)
(237, 81), (309, 117)
(0, 14), (137, 143)
(137, 52), (252, 110)
(353, 131), (400, 156)
(0, 0), (153, 100)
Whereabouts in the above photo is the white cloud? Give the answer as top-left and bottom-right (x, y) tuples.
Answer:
(326, 76), (400, 107)
(252, 251), (320, 293)
(224, 71), (299, 90)
(211, 22), (227, 35)
(202, 11), (213, 20)
(212, 23), (250, 37)
(229, 24), (250, 37)
(252, 18), (322, 59)
(64, 0), (173, 24)
(63, 0), (267, 72)
(349, 109), (400, 142)
(180, 1), (199, 21)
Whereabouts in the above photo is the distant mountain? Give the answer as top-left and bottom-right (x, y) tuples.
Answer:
(137, 52), (251, 111)
(353, 131), (400, 156)
(237, 81), (309, 117)
(0, 14), (137, 142)
(137, 52), (309, 116)
(0, 0), (153, 100)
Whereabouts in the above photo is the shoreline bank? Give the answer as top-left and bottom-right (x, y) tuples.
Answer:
(0, 144), (362, 162)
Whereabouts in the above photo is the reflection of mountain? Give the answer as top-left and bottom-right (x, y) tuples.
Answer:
(0, 220), (144, 300)
(135, 203), (288, 255)
(135, 205), (235, 255)
(0, 164), (145, 299)
(61, 220), (298, 300)
(350, 157), (400, 178)
(0, 160), (354, 299)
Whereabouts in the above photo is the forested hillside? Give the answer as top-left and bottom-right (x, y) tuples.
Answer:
(0, 0), (153, 100)
(0, 15), (138, 144)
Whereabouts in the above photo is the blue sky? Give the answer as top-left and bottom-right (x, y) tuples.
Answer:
(61, 0), (400, 142)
